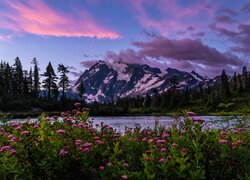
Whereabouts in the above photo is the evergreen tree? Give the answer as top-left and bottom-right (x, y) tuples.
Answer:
(12, 57), (23, 95)
(220, 69), (230, 99)
(242, 66), (248, 91)
(236, 74), (243, 92)
(231, 72), (237, 91)
(31, 58), (40, 97)
(27, 68), (33, 94)
(42, 62), (58, 99)
(57, 64), (70, 98)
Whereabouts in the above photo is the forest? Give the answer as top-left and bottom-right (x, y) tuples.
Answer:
(1, 57), (250, 116)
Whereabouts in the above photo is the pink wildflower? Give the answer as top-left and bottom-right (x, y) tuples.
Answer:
(186, 111), (196, 116)
(33, 125), (39, 129)
(160, 148), (166, 152)
(181, 148), (187, 153)
(121, 175), (128, 179)
(159, 158), (165, 163)
(220, 131), (227, 136)
(82, 142), (92, 148)
(0, 146), (11, 152)
(9, 149), (16, 155)
(21, 131), (29, 135)
(76, 111), (82, 115)
(123, 163), (129, 168)
(171, 143), (177, 147)
(56, 129), (65, 134)
(82, 147), (90, 153)
(106, 162), (112, 167)
(59, 149), (68, 156)
(144, 157), (152, 161)
(99, 166), (105, 171)
(75, 139), (82, 146)
(219, 139), (228, 144)
(74, 102), (81, 107)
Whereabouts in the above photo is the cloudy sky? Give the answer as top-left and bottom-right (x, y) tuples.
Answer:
(0, 0), (250, 79)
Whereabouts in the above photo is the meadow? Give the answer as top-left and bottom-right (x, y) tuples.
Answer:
(0, 103), (249, 179)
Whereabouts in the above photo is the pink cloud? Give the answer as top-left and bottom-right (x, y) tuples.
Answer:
(0, 0), (119, 39)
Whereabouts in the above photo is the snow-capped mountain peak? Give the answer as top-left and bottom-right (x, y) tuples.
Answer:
(72, 61), (211, 103)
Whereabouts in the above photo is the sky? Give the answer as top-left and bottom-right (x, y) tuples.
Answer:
(0, 0), (250, 82)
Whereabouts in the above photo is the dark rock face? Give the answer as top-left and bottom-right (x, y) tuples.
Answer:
(72, 61), (211, 103)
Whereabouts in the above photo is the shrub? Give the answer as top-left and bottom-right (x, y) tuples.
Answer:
(0, 107), (249, 179)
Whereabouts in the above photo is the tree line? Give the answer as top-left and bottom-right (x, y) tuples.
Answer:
(0, 57), (77, 112)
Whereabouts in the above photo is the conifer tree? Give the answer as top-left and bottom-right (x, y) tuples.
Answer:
(57, 64), (70, 98)
(13, 57), (23, 95)
(31, 58), (40, 97)
(42, 62), (58, 99)
(242, 66), (248, 91)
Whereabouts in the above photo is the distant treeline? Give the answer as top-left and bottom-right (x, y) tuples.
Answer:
(0, 57), (83, 112)
(90, 67), (250, 115)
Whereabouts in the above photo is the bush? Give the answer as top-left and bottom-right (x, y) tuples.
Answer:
(0, 107), (249, 179)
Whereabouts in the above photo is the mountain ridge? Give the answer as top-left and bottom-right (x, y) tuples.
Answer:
(71, 60), (213, 103)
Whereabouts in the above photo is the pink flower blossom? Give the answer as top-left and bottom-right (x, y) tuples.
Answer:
(148, 139), (154, 143)
(82, 147), (90, 153)
(121, 175), (128, 179)
(144, 157), (152, 161)
(181, 148), (187, 153)
(56, 129), (65, 134)
(192, 118), (205, 123)
(76, 111), (82, 115)
(21, 131), (29, 135)
(59, 149), (68, 156)
(159, 158), (164, 163)
(9, 149), (16, 155)
(96, 140), (104, 145)
(220, 131), (227, 136)
(219, 139), (228, 144)
(75, 139), (82, 146)
(74, 102), (81, 107)
(0, 146), (11, 152)
(99, 166), (105, 171)
(186, 111), (196, 116)
(123, 163), (129, 168)
(33, 125), (39, 129)
(171, 143), (177, 147)
(106, 162), (112, 167)
(231, 129), (238, 134)
(15, 125), (22, 130)
(160, 148), (166, 152)
(82, 142), (92, 148)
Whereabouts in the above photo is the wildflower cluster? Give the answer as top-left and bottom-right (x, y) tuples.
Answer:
(0, 108), (249, 179)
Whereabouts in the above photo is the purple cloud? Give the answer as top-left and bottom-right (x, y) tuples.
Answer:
(133, 36), (241, 66)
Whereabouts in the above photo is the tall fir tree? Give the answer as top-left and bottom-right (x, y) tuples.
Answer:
(12, 57), (23, 95)
(31, 58), (40, 97)
(57, 64), (70, 98)
(42, 62), (58, 99)
(242, 66), (248, 91)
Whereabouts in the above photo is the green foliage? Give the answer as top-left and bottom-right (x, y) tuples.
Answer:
(0, 108), (249, 179)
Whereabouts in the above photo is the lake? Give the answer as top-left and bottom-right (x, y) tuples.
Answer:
(12, 115), (243, 134)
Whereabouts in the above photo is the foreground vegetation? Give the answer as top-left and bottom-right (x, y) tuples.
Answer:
(0, 104), (249, 179)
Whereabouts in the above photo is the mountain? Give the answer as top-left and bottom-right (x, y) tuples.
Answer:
(71, 60), (211, 103)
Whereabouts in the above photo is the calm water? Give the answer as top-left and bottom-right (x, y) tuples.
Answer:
(12, 116), (244, 134)
(88, 116), (234, 133)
